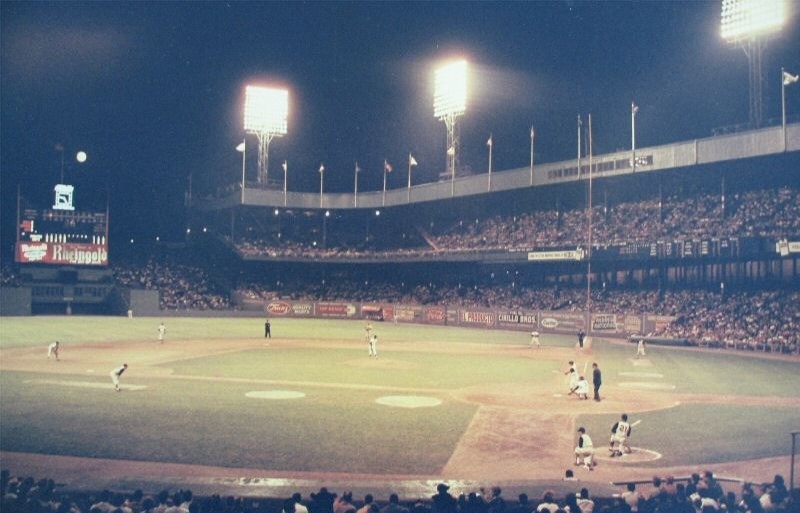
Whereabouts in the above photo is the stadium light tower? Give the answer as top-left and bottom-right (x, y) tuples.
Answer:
(434, 60), (468, 195)
(721, 0), (786, 129)
(244, 85), (289, 185)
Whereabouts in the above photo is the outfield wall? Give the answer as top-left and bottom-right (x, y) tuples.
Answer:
(232, 298), (674, 338)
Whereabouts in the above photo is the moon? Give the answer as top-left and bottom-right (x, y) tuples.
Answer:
(76, 151), (87, 163)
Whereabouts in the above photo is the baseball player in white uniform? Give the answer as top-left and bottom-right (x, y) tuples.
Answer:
(110, 364), (128, 391)
(575, 427), (595, 470)
(574, 376), (589, 400)
(157, 322), (166, 343)
(609, 413), (633, 456)
(47, 341), (60, 361)
(567, 368), (579, 395)
(529, 331), (540, 348)
(636, 339), (646, 358)
(368, 333), (378, 357)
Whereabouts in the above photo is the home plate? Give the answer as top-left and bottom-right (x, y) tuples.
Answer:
(375, 395), (442, 408)
(25, 379), (146, 390)
(246, 390), (305, 400)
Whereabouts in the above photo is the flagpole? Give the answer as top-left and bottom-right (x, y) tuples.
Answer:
(586, 113), (593, 311)
(631, 102), (637, 172)
(383, 160), (388, 207)
(487, 134), (493, 192)
(283, 160), (288, 206)
(577, 115), (582, 178)
(783, 67), (787, 151)
(319, 165), (324, 208)
(407, 154), (412, 203)
(530, 127), (535, 186)
(354, 162), (359, 207)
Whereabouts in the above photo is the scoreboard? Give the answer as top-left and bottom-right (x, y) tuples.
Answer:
(16, 208), (108, 266)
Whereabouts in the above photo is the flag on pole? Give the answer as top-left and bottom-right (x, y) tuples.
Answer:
(487, 135), (493, 147)
(784, 70), (799, 86)
(447, 146), (455, 156)
(319, 164), (325, 173)
(355, 162), (361, 173)
(236, 142), (246, 152)
(409, 155), (418, 167)
(384, 160), (392, 173)
(282, 160), (287, 172)
(530, 127), (535, 139)
(632, 103), (639, 114)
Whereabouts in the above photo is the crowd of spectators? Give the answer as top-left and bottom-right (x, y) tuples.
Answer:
(227, 187), (800, 259)
(113, 257), (230, 311)
(236, 276), (799, 354)
(1, 470), (794, 513)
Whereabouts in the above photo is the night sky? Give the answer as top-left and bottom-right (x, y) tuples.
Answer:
(2, 1), (798, 247)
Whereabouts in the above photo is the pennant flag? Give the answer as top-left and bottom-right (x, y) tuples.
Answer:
(530, 127), (535, 139)
(355, 162), (361, 173)
(487, 136), (493, 147)
(447, 146), (455, 156)
(384, 160), (392, 173)
(409, 155), (418, 167)
(236, 142), (245, 152)
(632, 102), (639, 114)
(282, 160), (287, 172)
(784, 71), (799, 86)
(319, 164), (325, 173)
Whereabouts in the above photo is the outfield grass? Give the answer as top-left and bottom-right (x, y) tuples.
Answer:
(167, 347), (557, 389)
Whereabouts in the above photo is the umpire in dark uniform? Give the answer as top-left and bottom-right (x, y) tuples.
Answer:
(592, 362), (602, 401)
(265, 319), (271, 338)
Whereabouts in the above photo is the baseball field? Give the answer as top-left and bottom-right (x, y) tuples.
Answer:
(0, 316), (798, 497)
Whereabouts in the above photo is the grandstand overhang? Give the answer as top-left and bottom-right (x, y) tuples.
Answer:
(196, 123), (800, 213)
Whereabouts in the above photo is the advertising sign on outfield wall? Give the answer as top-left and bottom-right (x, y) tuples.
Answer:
(495, 311), (538, 330)
(424, 306), (447, 325)
(362, 304), (394, 321)
(394, 305), (423, 323)
(538, 311), (586, 333)
(316, 302), (357, 318)
(591, 313), (622, 333)
(459, 310), (496, 327)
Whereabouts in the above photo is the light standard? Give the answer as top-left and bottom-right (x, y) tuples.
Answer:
(721, 0), (786, 129)
(244, 85), (288, 185)
(434, 60), (468, 196)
